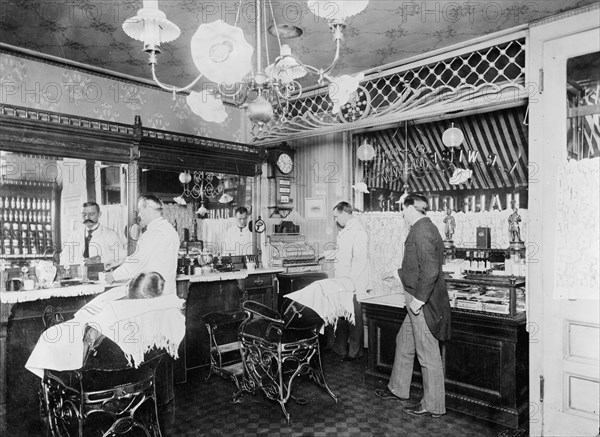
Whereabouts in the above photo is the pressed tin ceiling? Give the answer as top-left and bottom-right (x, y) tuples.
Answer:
(0, 0), (596, 93)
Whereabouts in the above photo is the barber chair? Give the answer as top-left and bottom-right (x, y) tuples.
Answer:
(41, 326), (165, 437)
(234, 298), (338, 422)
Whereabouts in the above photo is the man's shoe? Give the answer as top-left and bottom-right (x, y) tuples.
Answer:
(403, 404), (445, 418)
(374, 388), (409, 402)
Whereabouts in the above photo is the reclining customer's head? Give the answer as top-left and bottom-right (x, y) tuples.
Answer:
(127, 271), (165, 299)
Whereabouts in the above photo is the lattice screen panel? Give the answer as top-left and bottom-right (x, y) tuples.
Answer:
(252, 38), (526, 144)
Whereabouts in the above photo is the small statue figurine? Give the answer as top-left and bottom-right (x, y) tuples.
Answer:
(443, 209), (456, 241)
(508, 205), (522, 243)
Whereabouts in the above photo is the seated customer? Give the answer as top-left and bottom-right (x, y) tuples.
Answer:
(125, 271), (165, 300)
(26, 271), (185, 378)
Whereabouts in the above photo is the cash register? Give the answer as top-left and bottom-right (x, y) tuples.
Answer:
(268, 221), (320, 273)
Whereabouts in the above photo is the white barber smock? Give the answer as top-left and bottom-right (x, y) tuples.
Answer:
(334, 217), (372, 300)
(112, 217), (180, 295)
(222, 225), (253, 256)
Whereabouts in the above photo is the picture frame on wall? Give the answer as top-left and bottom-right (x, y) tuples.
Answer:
(305, 197), (326, 219)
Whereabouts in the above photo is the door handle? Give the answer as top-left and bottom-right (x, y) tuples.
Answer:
(253, 279), (264, 286)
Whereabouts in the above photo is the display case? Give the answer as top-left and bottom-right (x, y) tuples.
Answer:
(448, 246), (527, 278)
(446, 275), (526, 317)
(363, 289), (529, 429)
(1, 180), (61, 262)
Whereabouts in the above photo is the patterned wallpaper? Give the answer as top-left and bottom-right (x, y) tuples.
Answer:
(0, 1), (595, 89)
(0, 52), (247, 143)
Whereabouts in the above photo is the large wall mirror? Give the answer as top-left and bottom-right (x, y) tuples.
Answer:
(140, 168), (255, 256)
(1, 151), (129, 262)
(1, 150), (258, 263)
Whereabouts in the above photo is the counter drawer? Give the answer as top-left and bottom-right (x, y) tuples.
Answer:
(245, 274), (272, 289)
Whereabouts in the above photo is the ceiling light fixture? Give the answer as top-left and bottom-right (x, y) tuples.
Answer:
(357, 138), (376, 161)
(173, 171), (225, 213)
(122, 0), (369, 130)
(442, 123), (464, 148)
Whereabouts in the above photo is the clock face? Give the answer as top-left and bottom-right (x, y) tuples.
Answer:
(276, 153), (294, 175)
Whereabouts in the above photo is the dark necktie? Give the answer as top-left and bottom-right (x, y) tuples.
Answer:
(83, 229), (94, 258)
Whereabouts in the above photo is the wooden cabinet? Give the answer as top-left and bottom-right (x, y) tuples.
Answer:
(363, 300), (528, 429)
(243, 273), (277, 309)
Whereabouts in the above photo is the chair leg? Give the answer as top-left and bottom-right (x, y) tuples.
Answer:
(277, 399), (291, 424)
(309, 347), (339, 403)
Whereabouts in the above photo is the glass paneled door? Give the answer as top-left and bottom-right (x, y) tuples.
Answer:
(529, 15), (600, 437)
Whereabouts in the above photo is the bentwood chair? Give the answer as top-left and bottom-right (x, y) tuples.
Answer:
(41, 326), (165, 437)
(234, 298), (338, 422)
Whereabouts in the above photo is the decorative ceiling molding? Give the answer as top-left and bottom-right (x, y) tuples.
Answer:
(530, 1), (599, 27)
(0, 103), (263, 175)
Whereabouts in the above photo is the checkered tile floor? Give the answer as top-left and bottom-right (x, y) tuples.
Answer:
(160, 351), (528, 437)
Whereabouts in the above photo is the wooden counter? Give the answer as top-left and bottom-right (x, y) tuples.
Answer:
(362, 293), (528, 429)
(175, 268), (283, 381)
(0, 283), (106, 435)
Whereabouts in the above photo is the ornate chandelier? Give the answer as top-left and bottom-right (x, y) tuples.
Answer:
(173, 171), (234, 217)
(122, 0), (369, 130)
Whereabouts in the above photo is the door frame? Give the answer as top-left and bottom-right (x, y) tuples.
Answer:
(527, 6), (600, 436)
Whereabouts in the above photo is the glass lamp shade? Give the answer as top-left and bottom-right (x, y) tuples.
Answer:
(173, 195), (187, 205)
(186, 91), (228, 123)
(449, 168), (473, 185)
(442, 125), (464, 148)
(190, 20), (253, 85)
(265, 45), (307, 84)
(247, 96), (274, 126)
(179, 172), (192, 184)
(218, 193), (233, 204)
(307, 0), (369, 21)
(328, 73), (364, 114)
(357, 139), (375, 161)
(197, 203), (208, 217)
(351, 181), (369, 193)
(122, 7), (181, 52)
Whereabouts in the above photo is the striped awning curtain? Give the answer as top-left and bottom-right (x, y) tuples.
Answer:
(357, 106), (528, 193)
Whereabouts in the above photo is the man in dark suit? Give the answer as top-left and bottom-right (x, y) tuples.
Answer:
(375, 193), (451, 418)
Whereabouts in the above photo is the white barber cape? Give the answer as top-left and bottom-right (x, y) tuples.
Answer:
(25, 288), (185, 378)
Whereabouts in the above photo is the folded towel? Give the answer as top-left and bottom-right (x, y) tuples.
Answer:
(285, 277), (356, 328)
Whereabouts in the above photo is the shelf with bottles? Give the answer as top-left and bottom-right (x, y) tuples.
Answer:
(0, 186), (59, 260)
(446, 275), (526, 318)
(446, 246), (527, 278)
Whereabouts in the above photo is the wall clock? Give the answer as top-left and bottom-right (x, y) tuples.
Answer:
(267, 145), (295, 213)
(276, 152), (294, 175)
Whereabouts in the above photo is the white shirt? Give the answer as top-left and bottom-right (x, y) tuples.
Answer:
(222, 224), (253, 256)
(60, 224), (125, 266)
(333, 217), (372, 299)
(112, 217), (180, 295)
